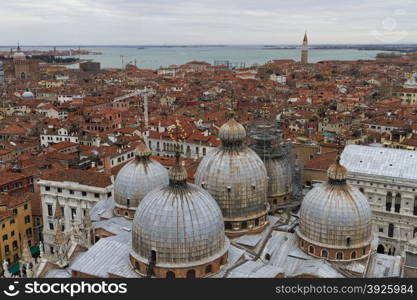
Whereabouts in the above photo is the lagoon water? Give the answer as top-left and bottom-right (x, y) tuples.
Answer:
(0, 45), (383, 70)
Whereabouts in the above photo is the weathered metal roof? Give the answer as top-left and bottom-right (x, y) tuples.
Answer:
(195, 146), (268, 219)
(44, 268), (72, 278)
(341, 145), (417, 181)
(70, 233), (136, 278)
(227, 260), (284, 278)
(93, 216), (132, 237)
(298, 180), (372, 249)
(90, 199), (114, 221)
(114, 157), (169, 209)
(132, 182), (229, 268)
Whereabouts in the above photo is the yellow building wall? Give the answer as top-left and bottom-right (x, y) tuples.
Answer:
(0, 214), (20, 265)
(0, 200), (34, 266)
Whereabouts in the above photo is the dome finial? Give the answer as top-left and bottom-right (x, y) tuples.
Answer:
(134, 141), (151, 158)
(219, 118), (246, 147)
(327, 136), (347, 183)
(168, 121), (187, 184)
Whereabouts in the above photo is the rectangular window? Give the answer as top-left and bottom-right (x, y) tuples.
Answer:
(82, 191), (87, 197)
(71, 208), (77, 220)
(24, 215), (31, 224)
(2, 234), (7, 241)
(45, 186), (50, 191)
(94, 193), (99, 198)
(47, 204), (53, 216)
(69, 190), (74, 195)
(24, 204), (28, 210)
(49, 223), (54, 230)
(58, 188), (62, 193)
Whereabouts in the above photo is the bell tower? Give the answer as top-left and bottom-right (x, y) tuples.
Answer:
(301, 32), (308, 64)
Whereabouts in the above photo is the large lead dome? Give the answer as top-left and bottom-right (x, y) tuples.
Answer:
(195, 118), (269, 237)
(296, 157), (372, 261)
(130, 157), (229, 278)
(114, 142), (169, 219)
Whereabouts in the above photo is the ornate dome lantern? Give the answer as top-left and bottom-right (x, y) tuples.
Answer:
(130, 150), (229, 278)
(113, 142), (169, 219)
(296, 154), (372, 261)
(195, 118), (269, 237)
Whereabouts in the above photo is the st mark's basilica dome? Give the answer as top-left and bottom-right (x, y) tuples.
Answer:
(114, 142), (169, 219)
(195, 118), (269, 236)
(296, 157), (372, 261)
(130, 155), (229, 278)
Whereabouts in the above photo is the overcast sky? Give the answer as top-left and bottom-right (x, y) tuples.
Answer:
(1, 0), (416, 45)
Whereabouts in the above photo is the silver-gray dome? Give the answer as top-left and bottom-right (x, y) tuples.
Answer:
(114, 147), (169, 210)
(195, 146), (268, 219)
(265, 156), (293, 197)
(21, 91), (34, 99)
(297, 175), (372, 249)
(131, 181), (229, 267)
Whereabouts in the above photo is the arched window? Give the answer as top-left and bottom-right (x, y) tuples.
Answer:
(186, 269), (196, 279)
(205, 265), (212, 274)
(359, 188), (364, 194)
(166, 271), (175, 279)
(351, 251), (356, 259)
(377, 244), (385, 254)
(388, 223), (394, 238)
(321, 250), (328, 258)
(308, 246), (315, 255)
(336, 252), (343, 260)
(395, 193), (401, 213)
(241, 221), (247, 229)
(386, 192), (392, 211)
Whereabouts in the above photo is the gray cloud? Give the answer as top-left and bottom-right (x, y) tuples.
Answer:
(1, 0), (416, 45)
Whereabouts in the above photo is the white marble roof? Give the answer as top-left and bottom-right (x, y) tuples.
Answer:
(341, 145), (417, 181)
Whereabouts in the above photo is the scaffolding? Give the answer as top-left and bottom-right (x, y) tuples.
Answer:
(248, 118), (302, 215)
(213, 60), (246, 70)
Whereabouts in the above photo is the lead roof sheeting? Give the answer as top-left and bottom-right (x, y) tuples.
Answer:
(93, 217), (132, 237)
(44, 268), (72, 278)
(292, 260), (344, 278)
(91, 199), (114, 221)
(70, 235), (131, 277)
(341, 145), (417, 181)
(235, 234), (263, 247)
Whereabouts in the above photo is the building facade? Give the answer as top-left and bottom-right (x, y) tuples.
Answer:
(0, 193), (34, 271)
(341, 145), (417, 256)
(39, 169), (113, 255)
